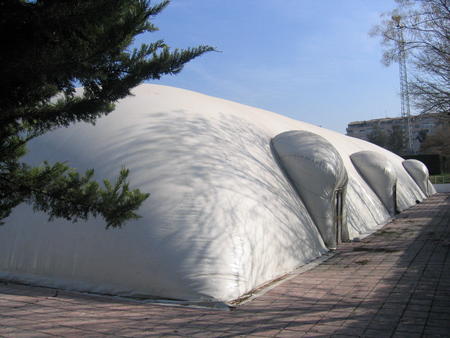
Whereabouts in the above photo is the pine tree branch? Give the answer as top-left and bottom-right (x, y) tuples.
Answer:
(0, 163), (149, 228)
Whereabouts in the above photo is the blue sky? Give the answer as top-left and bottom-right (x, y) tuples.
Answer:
(138, 0), (401, 134)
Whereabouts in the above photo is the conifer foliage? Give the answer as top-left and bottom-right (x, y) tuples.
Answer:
(0, 0), (214, 227)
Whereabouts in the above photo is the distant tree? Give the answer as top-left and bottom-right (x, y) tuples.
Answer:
(367, 124), (406, 155)
(420, 124), (450, 156)
(0, 0), (214, 227)
(387, 125), (406, 154)
(416, 129), (429, 143)
(371, 0), (450, 115)
(368, 125), (389, 149)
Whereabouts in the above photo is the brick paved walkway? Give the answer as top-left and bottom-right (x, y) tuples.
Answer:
(1, 193), (449, 337)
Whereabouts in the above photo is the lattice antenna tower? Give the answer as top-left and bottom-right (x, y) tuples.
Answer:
(393, 15), (413, 154)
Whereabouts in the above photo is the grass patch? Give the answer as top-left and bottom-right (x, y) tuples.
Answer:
(430, 173), (450, 184)
(374, 229), (399, 236)
(355, 259), (370, 265)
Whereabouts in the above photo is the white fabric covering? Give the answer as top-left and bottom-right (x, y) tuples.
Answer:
(272, 131), (348, 249)
(350, 151), (398, 215)
(0, 84), (431, 303)
(403, 159), (436, 197)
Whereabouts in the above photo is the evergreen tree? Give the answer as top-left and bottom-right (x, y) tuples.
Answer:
(0, 0), (214, 227)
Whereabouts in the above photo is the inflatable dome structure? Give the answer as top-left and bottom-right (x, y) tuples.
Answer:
(272, 131), (349, 249)
(403, 159), (434, 197)
(350, 151), (398, 216)
(0, 84), (434, 304)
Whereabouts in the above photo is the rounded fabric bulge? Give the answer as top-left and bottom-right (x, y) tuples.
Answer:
(272, 130), (348, 249)
(351, 151), (397, 215)
(402, 159), (435, 197)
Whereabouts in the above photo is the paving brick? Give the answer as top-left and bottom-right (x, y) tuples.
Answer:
(285, 322), (315, 332)
(277, 329), (307, 337)
(363, 328), (395, 337)
(427, 318), (450, 328)
(395, 323), (425, 333)
(392, 332), (422, 338)
(0, 193), (449, 337)
(333, 325), (366, 336)
(309, 324), (342, 334)
(423, 326), (450, 336)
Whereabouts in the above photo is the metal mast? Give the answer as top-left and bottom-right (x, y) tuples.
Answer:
(393, 16), (413, 154)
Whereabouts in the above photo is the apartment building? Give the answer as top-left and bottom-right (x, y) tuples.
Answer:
(346, 113), (442, 153)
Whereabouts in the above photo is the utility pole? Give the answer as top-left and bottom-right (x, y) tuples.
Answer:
(393, 15), (413, 154)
